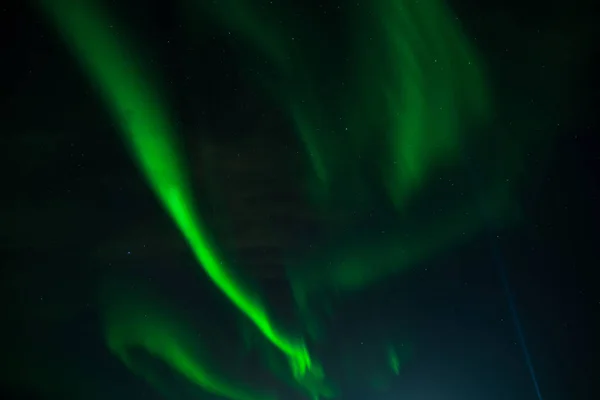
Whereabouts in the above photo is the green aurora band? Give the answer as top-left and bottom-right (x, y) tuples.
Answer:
(37, 0), (315, 396)
(36, 0), (504, 399)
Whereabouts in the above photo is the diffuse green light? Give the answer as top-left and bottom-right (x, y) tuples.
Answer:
(288, 183), (512, 303)
(101, 281), (274, 400)
(388, 346), (400, 375)
(204, 0), (491, 210)
(345, 0), (491, 208)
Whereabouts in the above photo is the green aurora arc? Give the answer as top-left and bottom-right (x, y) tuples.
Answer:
(36, 0), (316, 396)
(35, 0), (508, 399)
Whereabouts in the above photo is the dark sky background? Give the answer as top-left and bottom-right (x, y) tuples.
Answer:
(1, 0), (599, 399)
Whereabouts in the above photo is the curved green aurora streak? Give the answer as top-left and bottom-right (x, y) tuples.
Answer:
(38, 0), (499, 399)
(101, 280), (274, 400)
(36, 0), (314, 394)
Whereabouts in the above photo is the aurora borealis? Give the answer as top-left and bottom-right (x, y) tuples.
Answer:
(2, 0), (598, 399)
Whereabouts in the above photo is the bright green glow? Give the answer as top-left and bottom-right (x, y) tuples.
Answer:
(166, 189), (311, 379)
(101, 281), (272, 400)
(37, 0), (312, 382)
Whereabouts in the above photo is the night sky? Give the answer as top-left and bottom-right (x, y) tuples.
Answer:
(2, 0), (599, 399)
